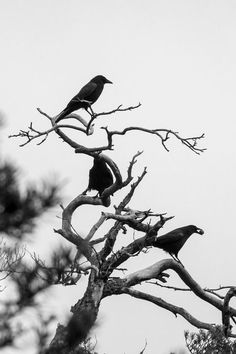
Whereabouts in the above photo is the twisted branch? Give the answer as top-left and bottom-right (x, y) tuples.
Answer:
(102, 126), (206, 155)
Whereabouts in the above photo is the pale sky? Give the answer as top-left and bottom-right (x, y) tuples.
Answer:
(1, 1), (236, 353)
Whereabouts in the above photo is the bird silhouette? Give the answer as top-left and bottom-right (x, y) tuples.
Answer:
(153, 225), (204, 265)
(56, 75), (112, 122)
(87, 157), (114, 207)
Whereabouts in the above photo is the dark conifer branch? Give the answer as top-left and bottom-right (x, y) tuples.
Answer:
(222, 287), (236, 337)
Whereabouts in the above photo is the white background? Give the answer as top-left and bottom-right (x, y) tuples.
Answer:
(1, 1), (236, 353)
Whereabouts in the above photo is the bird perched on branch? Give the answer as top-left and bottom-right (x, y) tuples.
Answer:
(56, 75), (112, 123)
(87, 157), (114, 207)
(153, 225), (204, 265)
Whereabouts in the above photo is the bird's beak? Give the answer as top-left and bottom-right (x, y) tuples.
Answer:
(197, 228), (204, 235)
(105, 79), (113, 84)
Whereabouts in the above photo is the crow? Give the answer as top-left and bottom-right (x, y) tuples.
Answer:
(87, 157), (114, 207)
(153, 225), (204, 265)
(56, 75), (112, 122)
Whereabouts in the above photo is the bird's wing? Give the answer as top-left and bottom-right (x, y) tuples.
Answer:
(77, 82), (97, 101)
(155, 230), (184, 245)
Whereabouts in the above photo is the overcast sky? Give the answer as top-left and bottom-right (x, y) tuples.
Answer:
(1, 1), (236, 353)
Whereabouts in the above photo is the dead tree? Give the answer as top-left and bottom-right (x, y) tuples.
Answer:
(10, 99), (235, 353)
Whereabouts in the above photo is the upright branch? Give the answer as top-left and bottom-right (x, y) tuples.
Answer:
(85, 102), (142, 135)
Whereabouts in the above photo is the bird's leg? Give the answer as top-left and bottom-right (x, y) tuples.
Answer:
(88, 103), (95, 116)
(169, 253), (185, 267)
(85, 103), (95, 116)
(82, 188), (89, 195)
(169, 253), (178, 262)
(175, 255), (185, 268)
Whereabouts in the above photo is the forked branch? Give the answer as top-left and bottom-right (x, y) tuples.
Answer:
(102, 126), (206, 155)
(9, 105), (205, 155)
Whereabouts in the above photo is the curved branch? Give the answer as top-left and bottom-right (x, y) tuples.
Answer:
(102, 259), (236, 331)
(86, 103), (141, 135)
(10, 106), (205, 157)
(103, 126), (206, 155)
(123, 287), (214, 331)
(124, 259), (236, 316)
(55, 195), (105, 266)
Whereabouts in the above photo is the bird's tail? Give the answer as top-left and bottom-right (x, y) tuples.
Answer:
(55, 108), (72, 123)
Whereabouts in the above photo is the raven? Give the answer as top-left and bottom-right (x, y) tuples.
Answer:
(87, 157), (114, 207)
(153, 225), (204, 264)
(56, 75), (112, 122)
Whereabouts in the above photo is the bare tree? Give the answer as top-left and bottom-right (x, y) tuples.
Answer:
(10, 99), (235, 353)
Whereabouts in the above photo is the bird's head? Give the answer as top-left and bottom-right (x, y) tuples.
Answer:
(190, 225), (204, 235)
(92, 75), (113, 84)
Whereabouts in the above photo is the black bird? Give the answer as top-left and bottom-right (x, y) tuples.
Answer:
(56, 75), (112, 122)
(153, 225), (204, 264)
(87, 157), (114, 207)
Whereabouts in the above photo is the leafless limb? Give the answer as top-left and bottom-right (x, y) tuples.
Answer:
(102, 126), (206, 155)
(85, 214), (107, 241)
(86, 102), (141, 135)
(9, 109), (94, 147)
(95, 168), (152, 261)
(147, 281), (225, 300)
(205, 285), (236, 292)
(10, 105), (205, 156)
(123, 287), (214, 331)
(139, 339), (147, 354)
(101, 259), (236, 332)
(146, 280), (191, 291)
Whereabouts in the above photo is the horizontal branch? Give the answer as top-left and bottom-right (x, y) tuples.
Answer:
(103, 126), (206, 155)
(10, 104), (205, 158)
(147, 281), (225, 300)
